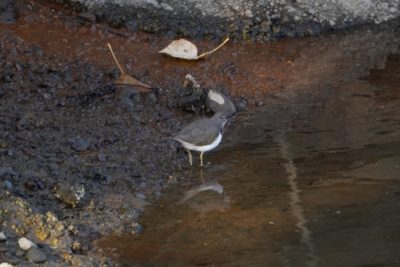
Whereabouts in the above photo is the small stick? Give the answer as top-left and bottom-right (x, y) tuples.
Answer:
(107, 43), (125, 74)
(197, 37), (230, 59)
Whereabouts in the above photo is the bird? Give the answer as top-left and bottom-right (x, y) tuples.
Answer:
(173, 113), (227, 166)
(207, 90), (236, 117)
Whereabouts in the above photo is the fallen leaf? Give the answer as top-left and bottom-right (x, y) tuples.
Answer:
(107, 43), (152, 90)
(159, 37), (229, 60)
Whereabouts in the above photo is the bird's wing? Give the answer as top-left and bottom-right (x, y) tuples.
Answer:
(175, 123), (220, 146)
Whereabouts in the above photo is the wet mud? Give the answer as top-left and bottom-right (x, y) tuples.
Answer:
(1, 0), (400, 266)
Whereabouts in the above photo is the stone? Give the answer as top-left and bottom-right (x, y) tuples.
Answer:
(77, 12), (96, 24)
(0, 0), (16, 24)
(70, 138), (91, 152)
(4, 256), (19, 265)
(0, 167), (18, 178)
(54, 183), (85, 207)
(3, 180), (13, 190)
(71, 240), (81, 252)
(49, 0), (400, 39)
(26, 247), (47, 263)
(97, 152), (106, 162)
(207, 90), (236, 117)
(0, 232), (6, 241)
(15, 250), (24, 257)
(18, 237), (36, 251)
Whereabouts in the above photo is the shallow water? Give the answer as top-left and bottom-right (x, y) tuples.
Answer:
(98, 21), (400, 267)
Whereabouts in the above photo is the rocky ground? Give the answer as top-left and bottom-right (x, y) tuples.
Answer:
(51, 0), (400, 40)
(0, 1), (242, 266)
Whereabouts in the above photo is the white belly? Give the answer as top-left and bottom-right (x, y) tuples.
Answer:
(177, 133), (222, 152)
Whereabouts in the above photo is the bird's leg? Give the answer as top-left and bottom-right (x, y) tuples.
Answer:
(187, 150), (193, 166)
(200, 151), (204, 167)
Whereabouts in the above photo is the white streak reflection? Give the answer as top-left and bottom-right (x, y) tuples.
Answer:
(278, 133), (318, 267)
(178, 181), (224, 204)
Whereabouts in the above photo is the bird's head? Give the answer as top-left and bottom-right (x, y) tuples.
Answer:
(213, 112), (228, 130)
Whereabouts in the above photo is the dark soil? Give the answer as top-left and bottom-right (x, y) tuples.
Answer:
(0, 1), (226, 266)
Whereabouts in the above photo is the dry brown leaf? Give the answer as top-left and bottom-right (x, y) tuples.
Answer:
(107, 43), (152, 90)
(159, 37), (229, 60)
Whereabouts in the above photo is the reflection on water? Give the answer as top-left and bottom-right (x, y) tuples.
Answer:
(278, 133), (317, 267)
(98, 20), (400, 267)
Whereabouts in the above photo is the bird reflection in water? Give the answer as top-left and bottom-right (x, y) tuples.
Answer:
(178, 168), (231, 213)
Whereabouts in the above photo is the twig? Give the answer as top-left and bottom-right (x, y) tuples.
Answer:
(197, 37), (230, 59)
(107, 43), (125, 74)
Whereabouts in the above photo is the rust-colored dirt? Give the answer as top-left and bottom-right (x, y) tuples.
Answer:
(2, 0), (315, 102)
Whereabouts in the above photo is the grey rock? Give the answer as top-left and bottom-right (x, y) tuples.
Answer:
(54, 0), (400, 39)
(0, 167), (18, 178)
(130, 222), (143, 234)
(6, 255), (20, 265)
(0, 0), (16, 24)
(207, 90), (236, 117)
(0, 232), (6, 241)
(177, 75), (206, 113)
(77, 12), (96, 23)
(15, 249), (25, 257)
(71, 138), (91, 152)
(71, 240), (81, 253)
(2, 180), (13, 190)
(97, 152), (106, 162)
(54, 183), (85, 207)
(26, 247), (47, 263)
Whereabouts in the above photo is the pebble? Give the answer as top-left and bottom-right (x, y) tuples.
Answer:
(18, 237), (36, 251)
(24, 177), (45, 191)
(97, 152), (106, 162)
(71, 240), (81, 252)
(77, 12), (96, 24)
(256, 100), (264, 107)
(3, 180), (13, 191)
(0, 263), (14, 267)
(26, 247), (47, 263)
(130, 222), (143, 234)
(0, 167), (18, 178)
(236, 99), (247, 111)
(71, 138), (91, 152)
(54, 183), (85, 207)
(0, 232), (6, 241)
(15, 250), (24, 257)
(4, 255), (19, 265)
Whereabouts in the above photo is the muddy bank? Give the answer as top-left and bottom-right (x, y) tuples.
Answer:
(0, 31), (181, 266)
(50, 0), (400, 39)
(0, 2), (226, 266)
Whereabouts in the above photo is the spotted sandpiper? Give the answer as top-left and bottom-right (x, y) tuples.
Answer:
(207, 90), (236, 117)
(173, 113), (227, 166)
